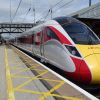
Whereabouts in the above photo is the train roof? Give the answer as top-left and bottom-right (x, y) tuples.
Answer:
(16, 17), (80, 38)
(53, 17), (80, 25)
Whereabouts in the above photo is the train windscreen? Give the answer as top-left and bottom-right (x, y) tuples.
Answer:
(63, 22), (100, 45)
(55, 17), (100, 45)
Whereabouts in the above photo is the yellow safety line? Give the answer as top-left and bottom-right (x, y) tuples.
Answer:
(5, 47), (15, 100)
(48, 81), (65, 93)
(40, 81), (81, 100)
(37, 78), (63, 82)
(10, 63), (39, 68)
(12, 76), (63, 83)
(11, 75), (31, 79)
(11, 67), (45, 72)
(11, 75), (63, 82)
(15, 89), (81, 100)
(12, 66), (35, 75)
(39, 81), (64, 100)
(12, 67), (45, 76)
(11, 66), (34, 71)
(46, 94), (81, 100)
(15, 89), (46, 95)
(30, 68), (46, 72)
(15, 70), (48, 89)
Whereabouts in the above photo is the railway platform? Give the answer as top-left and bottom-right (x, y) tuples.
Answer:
(0, 45), (98, 100)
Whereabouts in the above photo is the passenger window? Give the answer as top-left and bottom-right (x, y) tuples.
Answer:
(46, 28), (59, 40)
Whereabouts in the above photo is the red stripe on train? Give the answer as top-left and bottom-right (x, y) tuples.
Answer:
(49, 26), (72, 45)
(66, 56), (91, 84)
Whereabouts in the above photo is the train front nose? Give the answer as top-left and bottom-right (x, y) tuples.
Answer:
(83, 54), (100, 84)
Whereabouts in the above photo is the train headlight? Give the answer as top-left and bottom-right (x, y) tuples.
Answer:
(65, 45), (81, 57)
(72, 50), (76, 55)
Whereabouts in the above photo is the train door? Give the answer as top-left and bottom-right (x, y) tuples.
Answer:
(40, 27), (45, 57)
(40, 27), (51, 58)
(33, 31), (41, 56)
(31, 35), (35, 53)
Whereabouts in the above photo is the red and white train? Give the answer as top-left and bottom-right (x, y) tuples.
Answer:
(12, 17), (100, 84)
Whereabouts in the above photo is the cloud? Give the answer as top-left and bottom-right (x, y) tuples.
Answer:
(0, 0), (99, 23)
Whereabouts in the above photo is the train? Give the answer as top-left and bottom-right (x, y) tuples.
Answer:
(11, 17), (100, 84)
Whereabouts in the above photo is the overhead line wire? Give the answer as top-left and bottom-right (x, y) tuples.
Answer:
(51, 0), (64, 9)
(22, 0), (32, 22)
(38, 0), (74, 21)
(37, 0), (64, 21)
(53, 0), (74, 13)
(12, 0), (23, 22)
(22, 8), (31, 22)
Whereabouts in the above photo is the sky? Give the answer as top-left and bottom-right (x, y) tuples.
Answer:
(0, 0), (100, 23)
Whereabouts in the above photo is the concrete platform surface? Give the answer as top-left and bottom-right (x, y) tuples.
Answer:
(0, 45), (98, 100)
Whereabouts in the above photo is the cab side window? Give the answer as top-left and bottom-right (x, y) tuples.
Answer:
(46, 28), (59, 40)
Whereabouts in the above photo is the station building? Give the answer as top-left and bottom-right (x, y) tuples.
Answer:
(70, 2), (100, 19)
(69, 2), (100, 37)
